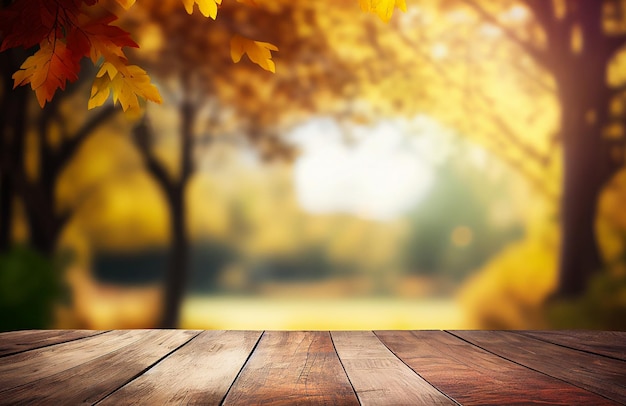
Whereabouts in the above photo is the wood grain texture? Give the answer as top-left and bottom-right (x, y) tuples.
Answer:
(0, 330), (151, 390)
(0, 329), (198, 405)
(331, 331), (455, 405)
(451, 330), (626, 404)
(0, 330), (106, 357)
(517, 330), (626, 361)
(376, 330), (618, 405)
(223, 331), (359, 405)
(99, 330), (261, 405)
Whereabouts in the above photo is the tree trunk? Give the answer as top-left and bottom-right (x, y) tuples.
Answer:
(0, 88), (27, 253)
(0, 168), (13, 252)
(554, 62), (613, 297)
(556, 126), (605, 297)
(157, 102), (195, 328)
(159, 184), (189, 328)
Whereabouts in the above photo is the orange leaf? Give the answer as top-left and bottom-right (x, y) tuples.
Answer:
(12, 38), (80, 107)
(230, 35), (278, 73)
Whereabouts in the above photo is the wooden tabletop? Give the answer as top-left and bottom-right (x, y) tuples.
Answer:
(0, 330), (624, 405)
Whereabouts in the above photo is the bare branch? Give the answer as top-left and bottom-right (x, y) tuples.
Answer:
(54, 104), (118, 176)
(132, 115), (172, 192)
(395, 28), (553, 170)
(463, 0), (552, 70)
(522, 0), (555, 35)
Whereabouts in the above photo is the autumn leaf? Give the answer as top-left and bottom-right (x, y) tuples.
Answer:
(12, 38), (80, 107)
(230, 34), (278, 73)
(181, 0), (222, 19)
(0, 0), (57, 51)
(89, 62), (162, 114)
(114, 0), (136, 9)
(68, 13), (139, 66)
(359, 0), (406, 22)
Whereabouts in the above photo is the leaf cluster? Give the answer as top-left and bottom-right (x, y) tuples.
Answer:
(0, 0), (407, 113)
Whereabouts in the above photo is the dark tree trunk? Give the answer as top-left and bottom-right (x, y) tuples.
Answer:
(553, 51), (615, 297)
(156, 102), (195, 328)
(556, 121), (605, 297)
(159, 184), (189, 328)
(0, 171), (13, 252)
(25, 204), (59, 257)
(0, 46), (29, 252)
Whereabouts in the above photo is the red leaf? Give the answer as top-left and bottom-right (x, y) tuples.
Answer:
(67, 13), (138, 65)
(0, 0), (57, 51)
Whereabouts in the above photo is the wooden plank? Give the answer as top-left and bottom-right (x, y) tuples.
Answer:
(517, 330), (626, 361)
(223, 331), (359, 405)
(0, 330), (106, 357)
(99, 330), (262, 405)
(451, 330), (626, 404)
(376, 330), (618, 405)
(0, 330), (153, 390)
(0, 330), (198, 405)
(331, 331), (455, 405)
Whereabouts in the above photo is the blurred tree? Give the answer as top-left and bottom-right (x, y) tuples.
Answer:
(453, 0), (626, 297)
(125, 0), (363, 327)
(0, 53), (118, 256)
(341, 0), (626, 298)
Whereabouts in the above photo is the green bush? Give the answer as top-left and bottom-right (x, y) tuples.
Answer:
(0, 246), (66, 331)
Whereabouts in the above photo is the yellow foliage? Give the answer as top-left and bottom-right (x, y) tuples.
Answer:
(230, 34), (279, 73)
(181, 0), (222, 19)
(89, 63), (162, 115)
(459, 224), (558, 329)
(359, 0), (407, 22)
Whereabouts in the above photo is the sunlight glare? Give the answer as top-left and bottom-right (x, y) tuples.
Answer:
(289, 117), (453, 221)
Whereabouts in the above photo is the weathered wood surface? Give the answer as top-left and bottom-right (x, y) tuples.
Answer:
(0, 329), (106, 357)
(516, 330), (626, 361)
(451, 330), (626, 404)
(0, 330), (623, 405)
(332, 331), (454, 405)
(376, 330), (619, 405)
(101, 331), (261, 405)
(223, 331), (359, 405)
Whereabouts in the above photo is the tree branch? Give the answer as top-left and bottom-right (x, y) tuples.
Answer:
(132, 115), (172, 193)
(463, 0), (552, 70)
(396, 28), (553, 170)
(53, 104), (118, 176)
(179, 101), (195, 185)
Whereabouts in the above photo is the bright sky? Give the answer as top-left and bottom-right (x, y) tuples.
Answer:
(289, 116), (456, 221)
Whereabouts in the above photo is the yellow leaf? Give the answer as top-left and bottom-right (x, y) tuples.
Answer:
(360, 0), (406, 22)
(89, 63), (162, 114)
(115, 0), (136, 9)
(181, 0), (222, 19)
(230, 35), (278, 73)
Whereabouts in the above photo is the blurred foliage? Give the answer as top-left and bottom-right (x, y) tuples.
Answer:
(91, 241), (237, 291)
(2, 0), (626, 330)
(548, 267), (626, 330)
(0, 246), (66, 331)
(403, 158), (523, 281)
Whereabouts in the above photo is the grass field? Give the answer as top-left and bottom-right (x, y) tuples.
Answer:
(181, 296), (471, 330)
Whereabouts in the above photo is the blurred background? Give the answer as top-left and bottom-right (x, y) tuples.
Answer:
(1, 0), (626, 331)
